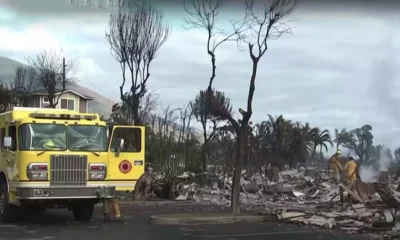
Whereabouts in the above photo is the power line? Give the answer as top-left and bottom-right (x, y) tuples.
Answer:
(80, 75), (118, 101)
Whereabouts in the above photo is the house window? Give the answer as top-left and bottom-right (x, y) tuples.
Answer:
(43, 96), (49, 103)
(61, 99), (75, 111)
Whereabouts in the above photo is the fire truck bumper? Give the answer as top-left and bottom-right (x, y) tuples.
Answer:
(15, 186), (116, 200)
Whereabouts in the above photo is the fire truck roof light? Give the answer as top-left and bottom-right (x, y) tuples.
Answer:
(29, 113), (97, 120)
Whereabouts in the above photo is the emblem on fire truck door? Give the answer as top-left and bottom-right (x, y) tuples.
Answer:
(118, 160), (132, 174)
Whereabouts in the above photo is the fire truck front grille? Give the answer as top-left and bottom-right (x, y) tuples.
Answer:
(50, 155), (87, 186)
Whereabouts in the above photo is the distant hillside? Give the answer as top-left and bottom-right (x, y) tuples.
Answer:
(0, 56), (23, 80)
(0, 56), (116, 118)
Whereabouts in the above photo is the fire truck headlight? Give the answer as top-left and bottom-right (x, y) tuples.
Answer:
(89, 163), (106, 180)
(26, 163), (48, 181)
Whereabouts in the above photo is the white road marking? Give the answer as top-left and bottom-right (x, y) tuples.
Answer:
(194, 230), (311, 238)
(0, 224), (20, 228)
(0, 238), (42, 240)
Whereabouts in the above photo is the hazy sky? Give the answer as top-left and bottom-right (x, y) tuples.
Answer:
(1, 0), (400, 151)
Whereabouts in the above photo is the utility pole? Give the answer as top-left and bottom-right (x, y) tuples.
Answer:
(62, 57), (66, 84)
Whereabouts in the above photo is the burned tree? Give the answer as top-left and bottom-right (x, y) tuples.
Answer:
(106, 1), (170, 125)
(191, 89), (232, 171)
(8, 66), (39, 107)
(183, 0), (248, 91)
(0, 84), (11, 113)
(185, 0), (301, 213)
(110, 92), (159, 124)
(70, 0), (116, 9)
(228, 0), (301, 213)
(27, 49), (78, 108)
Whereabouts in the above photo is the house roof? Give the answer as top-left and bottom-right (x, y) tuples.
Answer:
(31, 89), (94, 100)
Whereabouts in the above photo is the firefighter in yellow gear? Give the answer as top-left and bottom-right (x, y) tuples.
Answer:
(329, 149), (343, 183)
(343, 157), (359, 203)
(329, 149), (344, 202)
(104, 198), (125, 223)
(344, 157), (358, 184)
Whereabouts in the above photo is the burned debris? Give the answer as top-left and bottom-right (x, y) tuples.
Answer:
(129, 165), (400, 237)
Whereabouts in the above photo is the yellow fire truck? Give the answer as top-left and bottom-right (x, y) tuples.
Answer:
(0, 107), (145, 223)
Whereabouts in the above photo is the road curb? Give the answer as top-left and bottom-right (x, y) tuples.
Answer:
(96, 200), (211, 207)
(149, 213), (277, 225)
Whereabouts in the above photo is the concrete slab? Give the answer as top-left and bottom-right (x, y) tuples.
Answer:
(149, 213), (277, 225)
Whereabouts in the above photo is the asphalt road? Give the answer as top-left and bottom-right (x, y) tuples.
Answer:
(0, 203), (378, 240)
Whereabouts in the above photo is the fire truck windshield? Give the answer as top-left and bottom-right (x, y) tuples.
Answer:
(19, 124), (107, 152)
(19, 123), (67, 151)
(67, 125), (107, 151)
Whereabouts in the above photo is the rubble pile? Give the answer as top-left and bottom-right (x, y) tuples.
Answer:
(145, 168), (344, 205)
(276, 203), (384, 233)
(140, 167), (400, 235)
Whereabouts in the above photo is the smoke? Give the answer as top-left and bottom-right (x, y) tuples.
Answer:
(370, 38), (400, 148)
(378, 147), (392, 171)
(361, 38), (397, 182)
(359, 165), (379, 183)
(358, 146), (392, 183)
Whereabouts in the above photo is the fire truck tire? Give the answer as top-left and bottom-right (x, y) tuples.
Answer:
(72, 202), (94, 222)
(0, 183), (19, 223)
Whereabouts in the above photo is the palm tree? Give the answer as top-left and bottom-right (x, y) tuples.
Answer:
(288, 122), (315, 165)
(333, 128), (347, 150)
(311, 128), (333, 158)
(263, 115), (293, 167)
(302, 123), (318, 153)
(253, 121), (270, 163)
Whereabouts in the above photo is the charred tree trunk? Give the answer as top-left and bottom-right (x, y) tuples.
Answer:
(202, 140), (208, 172)
(231, 129), (245, 213)
(133, 95), (141, 125)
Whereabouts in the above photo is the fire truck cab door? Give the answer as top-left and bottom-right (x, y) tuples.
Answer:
(107, 125), (145, 191)
(2, 125), (18, 182)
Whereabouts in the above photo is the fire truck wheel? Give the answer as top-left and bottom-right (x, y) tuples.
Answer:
(0, 183), (19, 223)
(72, 202), (94, 222)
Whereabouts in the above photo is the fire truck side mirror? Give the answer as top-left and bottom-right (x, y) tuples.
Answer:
(115, 138), (124, 156)
(3, 136), (12, 148)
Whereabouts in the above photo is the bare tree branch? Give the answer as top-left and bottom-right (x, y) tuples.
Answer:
(0, 84), (11, 113)
(27, 49), (78, 108)
(242, 0), (300, 60)
(111, 91), (159, 125)
(237, 0), (301, 126)
(183, 0), (248, 89)
(106, 0), (171, 124)
(8, 66), (40, 107)
(69, 0), (114, 9)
